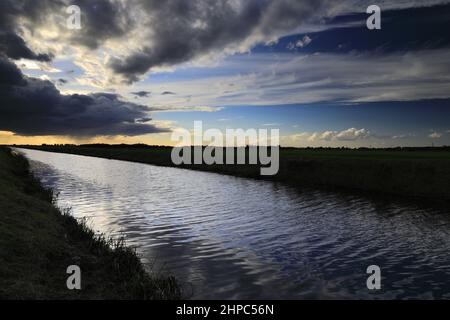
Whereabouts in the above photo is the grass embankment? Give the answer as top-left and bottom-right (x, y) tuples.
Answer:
(17, 144), (450, 201)
(0, 147), (180, 299)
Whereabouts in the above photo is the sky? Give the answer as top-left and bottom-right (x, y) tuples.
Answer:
(1, 0), (450, 147)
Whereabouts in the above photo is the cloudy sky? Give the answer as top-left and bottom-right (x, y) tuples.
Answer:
(1, 0), (450, 147)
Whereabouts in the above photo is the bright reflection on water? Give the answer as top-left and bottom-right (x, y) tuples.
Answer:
(19, 148), (450, 299)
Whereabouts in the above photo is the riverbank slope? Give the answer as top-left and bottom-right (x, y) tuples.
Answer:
(0, 147), (180, 299)
(15, 144), (450, 201)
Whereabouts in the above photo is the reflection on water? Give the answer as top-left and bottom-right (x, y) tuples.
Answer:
(19, 148), (450, 299)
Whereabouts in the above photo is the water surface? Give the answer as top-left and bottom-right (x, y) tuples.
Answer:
(19, 148), (450, 299)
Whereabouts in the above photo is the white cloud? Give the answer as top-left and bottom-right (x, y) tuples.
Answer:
(429, 131), (443, 139)
(287, 35), (312, 51)
(296, 35), (312, 48)
(392, 133), (416, 139)
(150, 105), (224, 113)
(151, 120), (178, 130)
(281, 128), (427, 147)
(335, 128), (371, 141)
(319, 131), (335, 141)
(281, 129), (376, 147)
(17, 60), (62, 73)
(307, 128), (372, 142)
(262, 123), (280, 127)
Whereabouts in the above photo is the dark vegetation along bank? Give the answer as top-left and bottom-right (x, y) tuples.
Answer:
(0, 147), (180, 299)
(17, 144), (450, 201)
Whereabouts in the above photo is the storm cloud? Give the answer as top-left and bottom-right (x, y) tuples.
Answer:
(0, 32), (53, 62)
(107, 0), (330, 83)
(104, 0), (450, 83)
(0, 0), (168, 136)
(0, 56), (166, 136)
(3, 0), (448, 85)
(0, 0), (61, 61)
(0, 0), (334, 83)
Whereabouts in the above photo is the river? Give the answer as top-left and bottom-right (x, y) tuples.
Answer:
(18, 148), (450, 299)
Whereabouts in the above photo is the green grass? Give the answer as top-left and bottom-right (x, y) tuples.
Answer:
(280, 148), (450, 160)
(14, 144), (450, 200)
(0, 147), (181, 299)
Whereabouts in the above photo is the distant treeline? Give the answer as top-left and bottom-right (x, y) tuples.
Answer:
(11, 143), (450, 152)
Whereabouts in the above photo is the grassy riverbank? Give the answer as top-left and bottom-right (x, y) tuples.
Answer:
(0, 147), (180, 299)
(15, 144), (450, 201)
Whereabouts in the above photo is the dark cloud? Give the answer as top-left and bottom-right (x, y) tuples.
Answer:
(130, 91), (151, 97)
(0, 32), (53, 62)
(108, 0), (328, 83)
(0, 0), (57, 61)
(0, 56), (26, 86)
(135, 117), (152, 123)
(0, 0), (164, 137)
(102, 1), (450, 83)
(161, 91), (176, 95)
(68, 0), (135, 49)
(0, 56), (166, 137)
